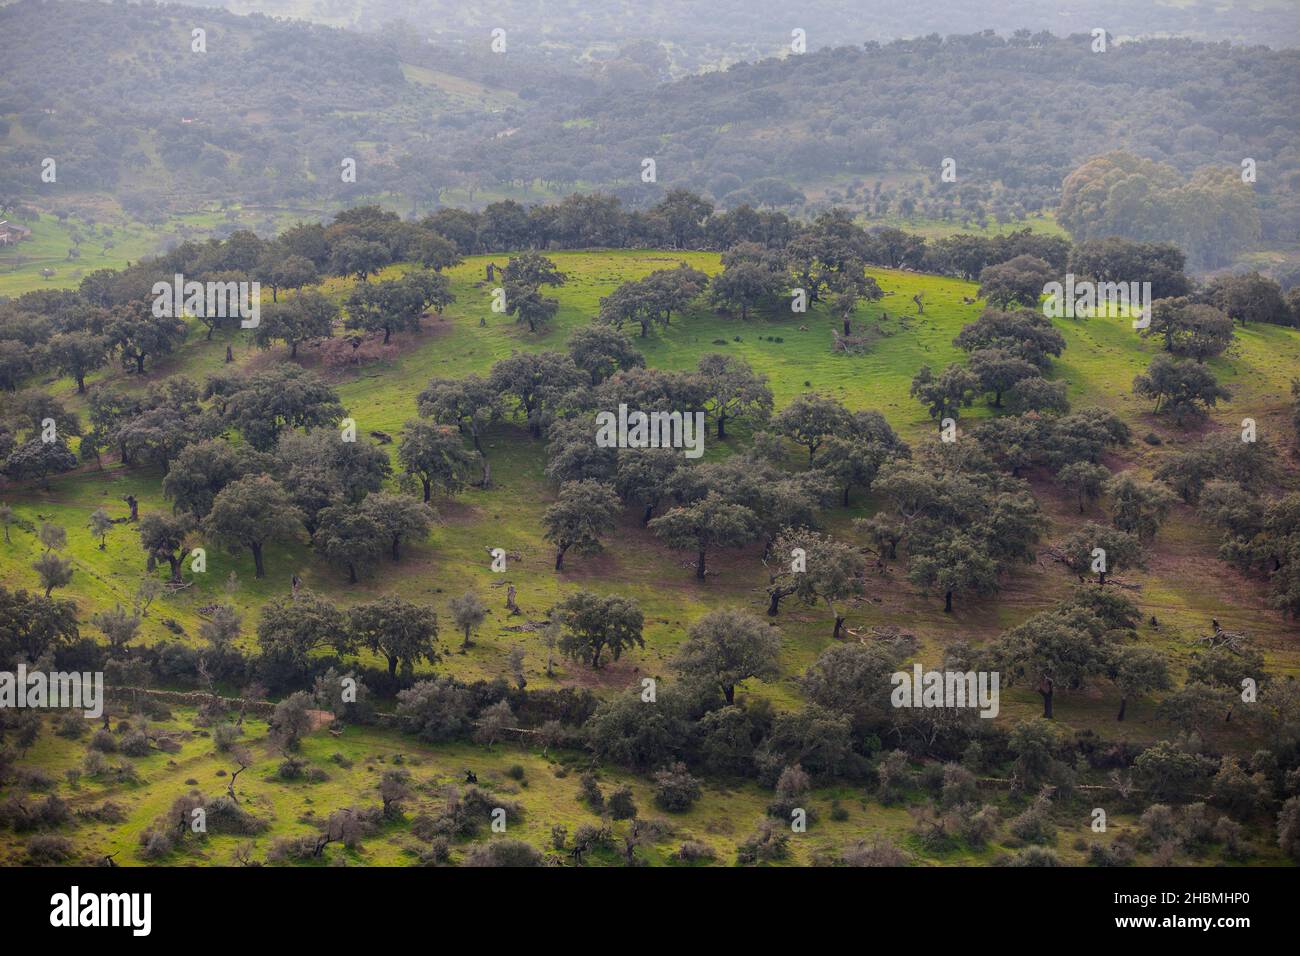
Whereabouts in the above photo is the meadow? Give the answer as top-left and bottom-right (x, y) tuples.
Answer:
(2, 247), (1298, 865)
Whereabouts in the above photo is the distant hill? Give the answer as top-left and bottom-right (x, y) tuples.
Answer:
(2, 2), (1297, 275)
(199, 0), (1300, 53)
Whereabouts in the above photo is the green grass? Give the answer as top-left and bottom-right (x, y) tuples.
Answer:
(3, 248), (1299, 865)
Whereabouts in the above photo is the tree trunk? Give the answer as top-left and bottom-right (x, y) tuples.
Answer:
(388, 655), (398, 677)
(724, 684), (735, 705)
(1117, 696), (1127, 721)
(421, 478), (432, 503)
(347, 563), (357, 584)
(383, 327), (392, 344)
(1038, 678), (1054, 719)
(696, 547), (707, 580)
(135, 353), (146, 374)
(251, 542), (265, 578)
(843, 486), (851, 507)
(944, 590), (953, 613)
(391, 535), (401, 561)
(167, 555), (182, 584)
(717, 414), (727, 440)
(76, 375), (85, 393)
(555, 545), (567, 571)
(641, 504), (654, 525)
(832, 615), (845, 640)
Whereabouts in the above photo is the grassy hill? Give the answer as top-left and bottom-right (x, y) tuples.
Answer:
(2, 249), (1298, 866)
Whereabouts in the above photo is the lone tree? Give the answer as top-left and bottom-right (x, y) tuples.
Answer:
(910, 364), (980, 428)
(313, 504), (386, 583)
(542, 480), (621, 570)
(138, 512), (195, 584)
(908, 529), (999, 614)
(1058, 523), (1144, 585)
(1056, 461), (1110, 513)
(1132, 354), (1230, 424)
(772, 394), (854, 465)
(204, 475), (305, 578)
(568, 324), (646, 385)
(675, 608), (781, 704)
(359, 492), (434, 561)
(977, 255), (1053, 310)
(88, 508), (113, 550)
(649, 492), (758, 580)
(32, 551), (73, 597)
(696, 354), (773, 440)
(768, 529), (867, 636)
(993, 594), (1132, 719)
(257, 591), (352, 680)
(1105, 473), (1177, 541)
(349, 595), (440, 678)
(398, 420), (477, 502)
(1108, 644), (1172, 721)
(555, 591), (644, 669)
(502, 252), (566, 333)
(254, 290), (337, 358)
(92, 603), (142, 657)
(48, 331), (109, 393)
(449, 591), (488, 650)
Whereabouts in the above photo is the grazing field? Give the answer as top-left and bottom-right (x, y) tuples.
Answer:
(2, 245), (1298, 867)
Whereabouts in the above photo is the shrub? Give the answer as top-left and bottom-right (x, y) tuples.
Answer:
(25, 834), (75, 864)
(1009, 795), (1056, 845)
(736, 819), (790, 864)
(674, 840), (717, 863)
(578, 773), (604, 812)
(653, 762), (702, 812)
(607, 785), (637, 820)
(463, 839), (543, 867)
(841, 837), (908, 867)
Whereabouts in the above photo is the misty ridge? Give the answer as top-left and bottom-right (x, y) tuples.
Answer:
(2, 0), (1297, 279)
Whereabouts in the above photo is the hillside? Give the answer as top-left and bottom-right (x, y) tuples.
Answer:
(2, 220), (1299, 866)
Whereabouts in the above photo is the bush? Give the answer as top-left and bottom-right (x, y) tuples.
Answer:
(1009, 795), (1056, 845)
(1006, 847), (1061, 866)
(572, 822), (613, 853)
(55, 713), (88, 740)
(1088, 842), (1135, 867)
(120, 731), (152, 757)
(653, 762), (702, 812)
(674, 840), (717, 863)
(212, 723), (243, 752)
(736, 819), (790, 864)
(463, 839), (543, 867)
(959, 804), (1000, 848)
(418, 836), (452, 866)
(841, 838), (908, 867)
(25, 834), (75, 864)
(607, 785), (637, 820)
(578, 773), (604, 812)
